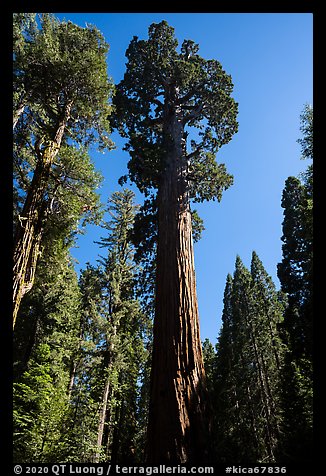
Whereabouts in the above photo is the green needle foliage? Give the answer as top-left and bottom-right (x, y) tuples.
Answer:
(13, 13), (113, 148)
(113, 19), (238, 241)
(12, 14), (313, 466)
(13, 13), (114, 324)
(210, 253), (286, 464)
(58, 190), (152, 464)
(95, 189), (151, 464)
(277, 104), (313, 463)
(112, 21), (238, 304)
(13, 236), (82, 462)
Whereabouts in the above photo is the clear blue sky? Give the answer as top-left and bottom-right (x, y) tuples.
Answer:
(55, 12), (313, 345)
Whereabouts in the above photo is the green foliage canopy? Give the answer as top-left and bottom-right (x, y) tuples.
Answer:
(113, 20), (238, 202)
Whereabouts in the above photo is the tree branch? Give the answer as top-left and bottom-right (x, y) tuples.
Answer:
(152, 97), (164, 110)
(185, 142), (204, 160)
(177, 81), (206, 105)
(14, 163), (31, 189)
(148, 116), (164, 129)
(180, 105), (198, 110)
(182, 102), (204, 125)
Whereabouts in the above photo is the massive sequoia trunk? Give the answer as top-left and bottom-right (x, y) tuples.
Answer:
(146, 82), (210, 464)
(13, 102), (72, 327)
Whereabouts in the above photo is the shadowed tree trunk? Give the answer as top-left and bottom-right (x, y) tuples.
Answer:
(13, 96), (27, 130)
(146, 81), (210, 464)
(95, 372), (111, 462)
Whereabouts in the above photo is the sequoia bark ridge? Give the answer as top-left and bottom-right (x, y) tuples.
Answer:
(147, 81), (210, 464)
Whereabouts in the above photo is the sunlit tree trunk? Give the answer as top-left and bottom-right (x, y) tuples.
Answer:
(146, 82), (209, 464)
(13, 101), (72, 327)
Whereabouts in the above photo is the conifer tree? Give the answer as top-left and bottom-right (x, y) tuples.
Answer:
(214, 273), (243, 462)
(249, 252), (285, 461)
(13, 240), (82, 462)
(277, 105), (313, 462)
(13, 13), (114, 326)
(69, 189), (150, 464)
(277, 105), (313, 364)
(214, 254), (285, 463)
(63, 264), (107, 462)
(113, 20), (238, 464)
(230, 256), (263, 462)
(202, 338), (216, 396)
(13, 85), (107, 462)
(15, 187), (152, 464)
(93, 189), (145, 463)
(13, 13), (38, 130)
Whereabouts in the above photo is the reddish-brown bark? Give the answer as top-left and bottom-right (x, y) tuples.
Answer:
(13, 102), (72, 327)
(146, 83), (210, 464)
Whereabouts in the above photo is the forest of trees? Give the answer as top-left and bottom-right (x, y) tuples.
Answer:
(13, 13), (313, 467)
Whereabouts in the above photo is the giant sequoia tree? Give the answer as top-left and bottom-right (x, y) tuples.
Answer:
(113, 21), (238, 463)
(13, 13), (113, 326)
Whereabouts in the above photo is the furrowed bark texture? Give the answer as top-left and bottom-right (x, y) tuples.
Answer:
(147, 83), (209, 464)
(13, 155), (51, 327)
(13, 102), (72, 327)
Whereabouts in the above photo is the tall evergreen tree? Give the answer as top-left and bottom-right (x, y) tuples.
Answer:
(249, 252), (285, 461)
(13, 13), (114, 326)
(12, 156), (104, 461)
(13, 13), (38, 130)
(214, 273), (243, 462)
(113, 20), (238, 464)
(214, 254), (285, 463)
(13, 239), (82, 462)
(230, 256), (263, 462)
(277, 104), (313, 462)
(13, 186), (152, 464)
(13, 39), (109, 457)
(277, 105), (313, 361)
(63, 264), (108, 462)
(93, 189), (148, 464)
